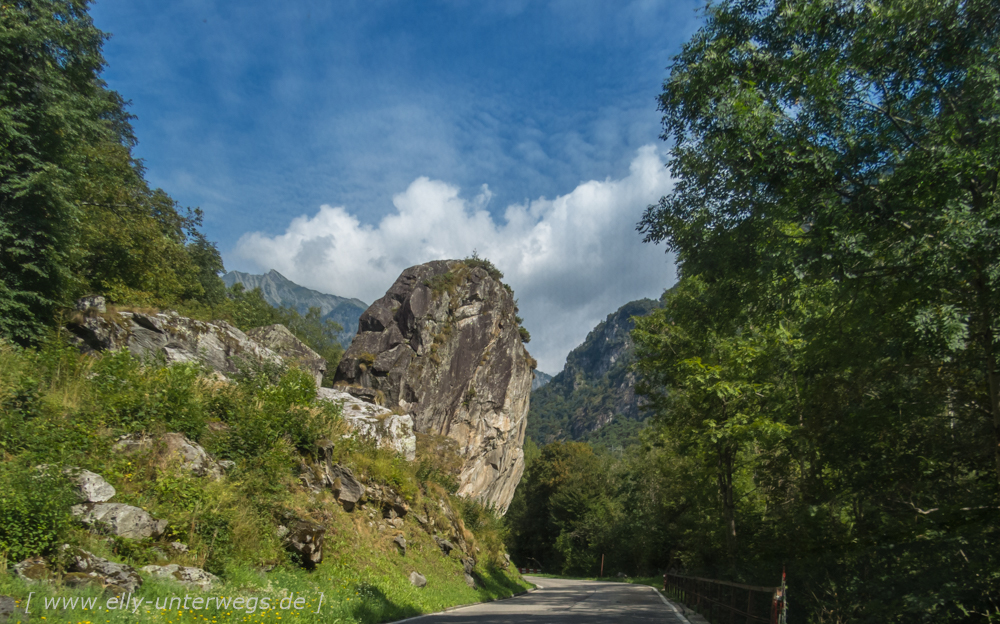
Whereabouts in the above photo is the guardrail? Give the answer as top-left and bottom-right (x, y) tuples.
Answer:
(663, 572), (787, 624)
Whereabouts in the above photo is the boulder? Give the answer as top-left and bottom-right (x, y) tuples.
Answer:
(11, 557), (52, 584)
(366, 482), (410, 520)
(280, 518), (325, 568)
(62, 572), (105, 589)
(66, 310), (283, 378)
(35, 465), (115, 503)
(64, 547), (143, 593)
(409, 571), (427, 588)
(141, 564), (219, 591)
(393, 535), (407, 556)
(75, 295), (106, 314)
(328, 464), (365, 511)
(434, 537), (455, 556)
(464, 572), (477, 589)
(0, 595), (27, 623)
(316, 388), (416, 460)
(68, 468), (116, 503)
(71, 503), (168, 539)
(333, 260), (531, 513)
(246, 324), (327, 387)
(114, 433), (226, 480)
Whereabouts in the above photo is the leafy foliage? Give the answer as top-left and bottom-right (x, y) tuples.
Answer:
(629, 0), (1000, 620)
(0, 462), (76, 560)
(0, 0), (227, 345)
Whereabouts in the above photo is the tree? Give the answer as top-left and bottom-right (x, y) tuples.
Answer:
(0, 0), (228, 342)
(636, 0), (1000, 620)
(0, 0), (128, 342)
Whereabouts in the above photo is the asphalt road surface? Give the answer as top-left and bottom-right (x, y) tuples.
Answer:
(403, 576), (689, 624)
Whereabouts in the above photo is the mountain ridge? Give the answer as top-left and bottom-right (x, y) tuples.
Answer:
(222, 270), (367, 347)
(526, 297), (661, 448)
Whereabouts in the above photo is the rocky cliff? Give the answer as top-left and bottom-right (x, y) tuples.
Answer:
(527, 298), (660, 447)
(333, 260), (532, 514)
(66, 304), (415, 459)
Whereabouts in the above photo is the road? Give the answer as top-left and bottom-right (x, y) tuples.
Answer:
(403, 576), (689, 624)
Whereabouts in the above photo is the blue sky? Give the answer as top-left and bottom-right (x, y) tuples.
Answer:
(90, 0), (702, 373)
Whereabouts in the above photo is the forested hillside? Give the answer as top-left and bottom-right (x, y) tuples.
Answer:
(0, 0), (226, 344)
(527, 298), (659, 449)
(509, 1), (1000, 622)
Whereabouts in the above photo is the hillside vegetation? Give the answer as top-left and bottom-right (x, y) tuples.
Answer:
(0, 336), (526, 623)
(0, 2), (525, 621)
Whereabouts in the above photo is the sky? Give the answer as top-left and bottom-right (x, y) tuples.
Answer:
(90, 0), (703, 373)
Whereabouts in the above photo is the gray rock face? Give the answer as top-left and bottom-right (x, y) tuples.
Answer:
(529, 298), (660, 443)
(316, 388), (417, 460)
(393, 535), (407, 555)
(141, 564), (219, 591)
(434, 537), (456, 556)
(280, 518), (325, 568)
(0, 595), (27, 623)
(70, 469), (116, 503)
(409, 571), (427, 588)
(67, 310), (282, 378)
(223, 269), (367, 348)
(246, 324), (327, 387)
(328, 464), (365, 511)
(65, 547), (143, 593)
(114, 433), (226, 479)
(71, 503), (168, 539)
(75, 295), (107, 314)
(333, 260), (532, 513)
(11, 557), (52, 584)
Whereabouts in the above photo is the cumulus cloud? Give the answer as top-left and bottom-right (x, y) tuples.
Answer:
(233, 145), (675, 373)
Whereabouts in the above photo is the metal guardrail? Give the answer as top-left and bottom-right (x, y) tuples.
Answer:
(663, 572), (787, 624)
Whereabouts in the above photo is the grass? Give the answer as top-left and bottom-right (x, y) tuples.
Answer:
(0, 337), (531, 623)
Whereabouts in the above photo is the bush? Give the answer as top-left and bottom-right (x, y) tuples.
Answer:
(463, 253), (504, 281)
(89, 350), (209, 438)
(518, 326), (531, 343)
(0, 463), (76, 561)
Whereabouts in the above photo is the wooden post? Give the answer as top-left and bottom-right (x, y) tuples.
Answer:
(600, 554), (604, 578)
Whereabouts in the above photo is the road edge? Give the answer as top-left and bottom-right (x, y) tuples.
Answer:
(651, 586), (693, 624)
(390, 584), (538, 623)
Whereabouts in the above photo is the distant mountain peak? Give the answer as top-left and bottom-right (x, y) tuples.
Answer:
(527, 297), (661, 448)
(222, 270), (367, 347)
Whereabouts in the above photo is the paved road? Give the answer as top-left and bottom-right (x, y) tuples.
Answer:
(404, 576), (689, 624)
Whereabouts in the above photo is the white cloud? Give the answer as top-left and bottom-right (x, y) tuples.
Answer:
(233, 145), (675, 373)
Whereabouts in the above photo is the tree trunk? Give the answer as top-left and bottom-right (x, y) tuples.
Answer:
(718, 444), (737, 567)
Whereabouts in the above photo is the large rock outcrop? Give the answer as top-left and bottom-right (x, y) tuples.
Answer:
(316, 387), (417, 460)
(334, 260), (532, 513)
(246, 324), (326, 386)
(68, 310), (282, 378)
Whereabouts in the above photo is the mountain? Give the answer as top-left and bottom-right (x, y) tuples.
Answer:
(222, 270), (367, 347)
(526, 298), (661, 448)
(531, 370), (553, 391)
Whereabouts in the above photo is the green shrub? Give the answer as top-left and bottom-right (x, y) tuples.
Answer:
(0, 463), (76, 561)
(463, 252), (504, 281)
(89, 350), (208, 437)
